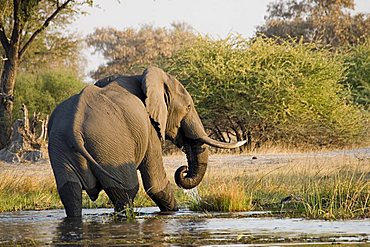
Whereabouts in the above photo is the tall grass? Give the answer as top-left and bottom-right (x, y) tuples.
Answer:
(0, 169), (154, 213)
(301, 166), (370, 219)
(0, 171), (61, 212)
(189, 180), (253, 212)
(186, 156), (370, 219)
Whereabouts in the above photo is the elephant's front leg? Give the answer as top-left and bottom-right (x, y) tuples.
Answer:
(139, 140), (177, 211)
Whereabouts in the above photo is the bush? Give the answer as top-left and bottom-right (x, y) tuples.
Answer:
(162, 36), (369, 148)
(14, 69), (85, 119)
(343, 39), (370, 109)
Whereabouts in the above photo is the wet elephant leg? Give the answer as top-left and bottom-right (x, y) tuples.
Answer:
(139, 137), (177, 211)
(147, 181), (177, 212)
(49, 148), (83, 218)
(105, 185), (139, 212)
(104, 164), (139, 212)
(139, 163), (177, 211)
(58, 181), (82, 218)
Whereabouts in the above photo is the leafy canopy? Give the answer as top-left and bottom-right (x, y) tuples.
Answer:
(256, 0), (370, 47)
(86, 23), (198, 79)
(163, 35), (368, 148)
(343, 39), (370, 109)
(13, 69), (85, 119)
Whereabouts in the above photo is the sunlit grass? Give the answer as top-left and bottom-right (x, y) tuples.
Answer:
(185, 156), (370, 219)
(0, 171), (61, 212)
(0, 169), (154, 213)
(301, 166), (370, 219)
(188, 180), (253, 212)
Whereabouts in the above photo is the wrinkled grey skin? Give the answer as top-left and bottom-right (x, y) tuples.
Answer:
(48, 66), (246, 217)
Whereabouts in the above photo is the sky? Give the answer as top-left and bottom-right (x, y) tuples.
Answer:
(69, 0), (370, 80)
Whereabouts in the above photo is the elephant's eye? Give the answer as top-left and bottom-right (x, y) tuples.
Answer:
(186, 104), (191, 112)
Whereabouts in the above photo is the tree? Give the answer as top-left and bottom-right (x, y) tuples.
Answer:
(256, 0), (370, 47)
(13, 69), (85, 119)
(18, 30), (85, 76)
(86, 22), (197, 79)
(163, 36), (368, 149)
(0, 0), (92, 149)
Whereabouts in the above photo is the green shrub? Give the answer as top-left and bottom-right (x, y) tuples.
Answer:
(163, 36), (369, 148)
(343, 39), (370, 109)
(14, 69), (86, 119)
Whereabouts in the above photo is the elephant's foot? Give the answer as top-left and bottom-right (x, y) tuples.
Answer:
(58, 181), (82, 218)
(105, 185), (139, 212)
(148, 182), (177, 212)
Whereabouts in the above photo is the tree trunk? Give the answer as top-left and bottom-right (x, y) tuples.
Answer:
(0, 55), (18, 149)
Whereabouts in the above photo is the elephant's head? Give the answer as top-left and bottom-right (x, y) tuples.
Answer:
(142, 66), (246, 189)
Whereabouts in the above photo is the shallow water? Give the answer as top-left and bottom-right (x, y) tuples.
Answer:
(0, 207), (369, 246)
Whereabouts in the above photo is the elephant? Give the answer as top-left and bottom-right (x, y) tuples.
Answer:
(47, 66), (246, 217)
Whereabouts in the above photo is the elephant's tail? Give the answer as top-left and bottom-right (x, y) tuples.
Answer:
(72, 136), (124, 187)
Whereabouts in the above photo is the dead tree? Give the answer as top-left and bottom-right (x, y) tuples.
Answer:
(0, 104), (48, 163)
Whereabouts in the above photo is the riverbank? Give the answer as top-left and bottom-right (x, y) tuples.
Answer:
(0, 148), (369, 219)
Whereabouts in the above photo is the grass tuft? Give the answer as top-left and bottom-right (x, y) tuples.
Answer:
(189, 180), (252, 212)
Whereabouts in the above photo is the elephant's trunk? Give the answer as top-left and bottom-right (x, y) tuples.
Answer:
(175, 141), (209, 189)
(174, 108), (246, 190)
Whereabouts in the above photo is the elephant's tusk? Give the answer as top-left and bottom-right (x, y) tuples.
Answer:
(198, 136), (247, 149)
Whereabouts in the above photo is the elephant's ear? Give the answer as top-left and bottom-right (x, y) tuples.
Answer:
(141, 66), (168, 141)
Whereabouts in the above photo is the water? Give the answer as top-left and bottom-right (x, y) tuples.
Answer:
(0, 208), (369, 246)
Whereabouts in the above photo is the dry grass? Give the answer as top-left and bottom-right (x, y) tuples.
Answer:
(0, 166), (154, 213)
(0, 169), (61, 211)
(186, 155), (370, 219)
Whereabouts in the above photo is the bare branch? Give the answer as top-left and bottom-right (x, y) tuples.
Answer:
(0, 24), (10, 53)
(19, 0), (73, 57)
(10, 0), (21, 46)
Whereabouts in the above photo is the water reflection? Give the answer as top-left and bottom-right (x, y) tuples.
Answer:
(54, 218), (83, 245)
(53, 209), (175, 246)
(0, 208), (369, 246)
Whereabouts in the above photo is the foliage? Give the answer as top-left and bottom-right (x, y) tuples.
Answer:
(13, 69), (85, 119)
(162, 35), (368, 148)
(0, 0), (88, 71)
(86, 23), (197, 79)
(18, 30), (85, 76)
(0, 0), (93, 149)
(256, 0), (370, 47)
(342, 39), (370, 109)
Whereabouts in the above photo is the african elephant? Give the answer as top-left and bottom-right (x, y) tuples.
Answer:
(48, 66), (246, 217)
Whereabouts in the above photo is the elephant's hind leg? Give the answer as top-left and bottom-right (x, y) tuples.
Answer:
(103, 163), (139, 212)
(105, 185), (139, 212)
(49, 141), (84, 218)
(58, 181), (82, 217)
